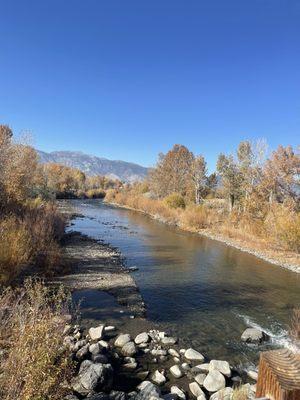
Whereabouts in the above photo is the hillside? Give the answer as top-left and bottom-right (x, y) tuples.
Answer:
(37, 150), (149, 183)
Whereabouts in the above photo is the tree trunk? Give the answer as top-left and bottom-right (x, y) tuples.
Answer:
(229, 194), (234, 212)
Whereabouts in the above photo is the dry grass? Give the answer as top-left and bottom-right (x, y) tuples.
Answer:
(0, 279), (73, 400)
(0, 203), (66, 285)
(232, 386), (249, 400)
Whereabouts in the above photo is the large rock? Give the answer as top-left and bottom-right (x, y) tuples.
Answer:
(170, 365), (183, 378)
(72, 361), (113, 395)
(189, 382), (206, 399)
(195, 373), (206, 386)
(151, 370), (166, 385)
(241, 328), (269, 344)
(171, 386), (186, 400)
(136, 381), (161, 400)
(209, 360), (231, 377)
(135, 332), (150, 345)
(89, 325), (105, 341)
(210, 387), (233, 400)
(121, 341), (137, 356)
(184, 348), (205, 362)
(203, 370), (226, 393)
(115, 334), (131, 348)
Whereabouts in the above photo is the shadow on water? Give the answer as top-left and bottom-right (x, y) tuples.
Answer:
(66, 199), (300, 367)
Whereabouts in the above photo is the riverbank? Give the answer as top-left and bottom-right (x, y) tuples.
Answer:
(105, 201), (300, 274)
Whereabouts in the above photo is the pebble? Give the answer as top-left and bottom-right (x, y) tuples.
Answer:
(185, 348), (205, 362)
(168, 349), (180, 358)
(170, 365), (183, 378)
(171, 386), (186, 400)
(151, 370), (166, 385)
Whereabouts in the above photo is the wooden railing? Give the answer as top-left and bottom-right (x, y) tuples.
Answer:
(256, 349), (300, 400)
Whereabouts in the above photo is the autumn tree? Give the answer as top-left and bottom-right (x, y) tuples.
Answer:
(190, 155), (207, 204)
(150, 144), (194, 198)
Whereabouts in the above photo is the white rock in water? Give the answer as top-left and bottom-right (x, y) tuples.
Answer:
(135, 332), (150, 345)
(184, 348), (205, 362)
(161, 337), (177, 345)
(121, 341), (137, 357)
(168, 348), (180, 358)
(195, 373), (206, 386)
(210, 387), (233, 400)
(171, 386), (186, 400)
(189, 382), (205, 399)
(203, 370), (226, 392)
(247, 370), (258, 381)
(115, 334), (131, 347)
(170, 365), (183, 378)
(151, 370), (166, 385)
(89, 325), (105, 341)
(209, 360), (231, 377)
(104, 325), (116, 332)
(241, 328), (269, 343)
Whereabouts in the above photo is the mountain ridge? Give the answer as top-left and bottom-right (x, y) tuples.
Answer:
(37, 150), (149, 183)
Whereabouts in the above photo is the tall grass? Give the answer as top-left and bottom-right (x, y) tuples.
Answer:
(0, 279), (73, 400)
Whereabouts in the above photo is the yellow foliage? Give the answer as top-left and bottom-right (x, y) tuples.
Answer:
(164, 193), (186, 209)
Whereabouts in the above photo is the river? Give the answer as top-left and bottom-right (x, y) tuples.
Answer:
(67, 199), (300, 369)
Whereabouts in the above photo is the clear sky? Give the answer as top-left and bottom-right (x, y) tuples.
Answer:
(0, 0), (299, 170)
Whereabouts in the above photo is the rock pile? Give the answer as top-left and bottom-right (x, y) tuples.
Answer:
(63, 324), (257, 400)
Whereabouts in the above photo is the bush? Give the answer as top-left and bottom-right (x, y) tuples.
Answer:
(180, 205), (211, 229)
(164, 193), (186, 209)
(0, 279), (73, 400)
(265, 206), (300, 252)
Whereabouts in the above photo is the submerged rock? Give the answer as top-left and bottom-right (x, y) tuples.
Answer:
(241, 328), (269, 344)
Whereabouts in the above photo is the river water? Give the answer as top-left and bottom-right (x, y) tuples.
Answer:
(67, 199), (300, 369)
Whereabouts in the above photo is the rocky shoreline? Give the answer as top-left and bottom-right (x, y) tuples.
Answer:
(106, 201), (300, 274)
(63, 322), (259, 400)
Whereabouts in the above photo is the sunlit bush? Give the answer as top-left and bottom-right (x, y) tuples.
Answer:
(164, 193), (186, 209)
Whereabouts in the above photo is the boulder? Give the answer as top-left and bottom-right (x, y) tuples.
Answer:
(195, 373), (206, 386)
(209, 360), (231, 377)
(241, 328), (269, 344)
(161, 337), (177, 345)
(170, 365), (183, 378)
(89, 325), (105, 341)
(247, 370), (258, 381)
(135, 332), (150, 345)
(121, 341), (137, 357)
(171, 386), (186, 400)
(168, 349), (180, 358)
(72, 361), (113, 395)
(189, 382), (205, 399)
(184, 348), (205, 362)
(203, 370), (226, 393)
(136, 381), (161, 400)
(115, 334), (131, 347)
(210, 387), (233, 400)
(151, 370), (166, 385)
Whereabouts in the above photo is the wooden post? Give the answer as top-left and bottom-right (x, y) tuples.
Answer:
(256, 349), (300, 400)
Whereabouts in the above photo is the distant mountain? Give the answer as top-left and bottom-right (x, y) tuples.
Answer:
(37, 150), (149, 183)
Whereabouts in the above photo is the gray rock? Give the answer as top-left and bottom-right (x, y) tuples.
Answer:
(151, 370), (166, 385)
(136, 382), (161, 400)
(136, 370), (149, 380)
(170, 365), (183, 378)
(203, 370), (226, 393)
(189, 382), (205, 399)
(210, 387), (233, 400)
(109, 390), (127, 400)
(64, 395), (79, 400)
(209, 360), (231, 377)
(135, 332), (150, 345)
(168, 349), (180, 358)
(241, 328), (269, 344)
(92, 354), (109, 364)
(72, 361), (113, 395)
(171, 386), (186, 400)
(247, 370), (258, 381)
(115, 334), (131, 348)
(76, 344), (89, 360)
(195, 373), (206, 386)
(73, 339), (87, 352)
(161, 337), (177, 345)
(89, 325), (105, 341)
(184, 349), (205, 362)
(121, 341), (137, 357)
(122, 362), (137, 371)
(89, 343), (101, 355)
(87, 394), (109, 400)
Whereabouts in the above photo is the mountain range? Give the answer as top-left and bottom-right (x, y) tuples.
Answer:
(37, 150), (149, 183)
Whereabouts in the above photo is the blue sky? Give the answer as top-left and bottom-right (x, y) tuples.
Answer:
(0, 0), (299, 170)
